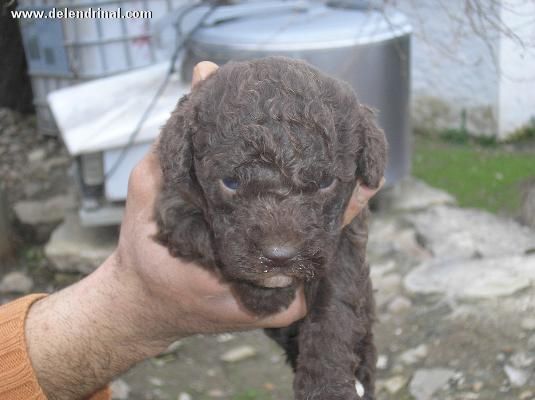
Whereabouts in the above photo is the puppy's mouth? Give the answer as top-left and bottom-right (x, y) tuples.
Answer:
(259, 274), (294, 288)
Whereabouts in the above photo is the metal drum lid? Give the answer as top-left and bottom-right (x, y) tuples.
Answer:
(184, 1), (411, 51)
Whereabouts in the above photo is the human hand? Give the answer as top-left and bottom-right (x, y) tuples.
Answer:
(113, 60), (306, 344)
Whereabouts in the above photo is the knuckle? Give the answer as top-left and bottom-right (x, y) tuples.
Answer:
(127, 162), (145, 193)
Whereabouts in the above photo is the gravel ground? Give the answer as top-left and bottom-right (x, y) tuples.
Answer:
(1, 109), (534, 400)
(0, 108), (71, 205)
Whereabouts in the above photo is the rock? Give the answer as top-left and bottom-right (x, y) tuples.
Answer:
(207, 389), (225, 397)
(521, 317), (535, 331)
(509, 352), (534, 369)
(400, 344), (429, 365)
(14, 194), (75, 225)
(529, 334), (535, 350)
(110, 379), (130, 399)
(375, 273), (402, 294)
(14, 194), (76, 243)
(387, 177), (456, 211)
(23, 182), (43, 198)
(388, 296), (413, 314)
(161, 340), (183, 355)
(149, 377), (164, 386)
(457, 392), (480, 399)
(151, 356), (175, 367)
(520, 390), (534, 400)
(45, 213), (117, 274)
(404, 255), (535, 299)
(376, 354), (389, 370)
(394, 228), (433, 260)
(44, 155), (70, 170)
(374, 273), (402, 308)
(0, 271), (33, 293)
(504, 364), (529, 387)
(451, 371), (465, 386)
(27, 148), (46, 163)
(368, 219), (402, 257)
(370, 260), (396, 279)
(220, 345), (256, 363)
(383, 375), (407, 394)
(369, 219), (431, 260)
(406, 206), (535, 259)
(472, 381), (483, 392)
(215, 333), (235, 343)
(178, 393), (192, 400)
(0, 188), (13, 258)
(521, 182), (535, 228)
(270, 354), (282, 363)
(409, 368), (456, 400)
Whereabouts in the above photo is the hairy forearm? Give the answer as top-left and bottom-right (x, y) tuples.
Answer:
(24, 253), (168, 400)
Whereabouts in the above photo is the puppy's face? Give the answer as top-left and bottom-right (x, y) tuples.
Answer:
(157, 58), (387, 290)
(192, 123), (355, 289)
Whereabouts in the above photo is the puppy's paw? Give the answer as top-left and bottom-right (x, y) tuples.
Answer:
(295, 378), (368, 400)
(233, 282), (296, 316)
(296, 386), (362, 400)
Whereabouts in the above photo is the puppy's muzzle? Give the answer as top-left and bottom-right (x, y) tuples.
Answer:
(262, 244), (298, 266)
(262, 274), (295, 288)
(256, 243), (299, 288)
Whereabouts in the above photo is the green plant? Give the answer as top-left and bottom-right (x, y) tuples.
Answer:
(22, 245), (44, 264)
(437, 128), (498, 147)
(504, 118), (535, 143)
(232, 389), (271, 400)
(439, 128), (470, 144)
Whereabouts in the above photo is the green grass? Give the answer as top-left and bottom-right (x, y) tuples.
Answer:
(232, 389), (272, 400)
(412, 136), (535, 215)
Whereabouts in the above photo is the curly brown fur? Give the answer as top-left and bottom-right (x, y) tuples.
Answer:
(155, 57), (387, 399)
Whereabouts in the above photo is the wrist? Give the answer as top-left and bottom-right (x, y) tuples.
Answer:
(24, 252), (169, 400)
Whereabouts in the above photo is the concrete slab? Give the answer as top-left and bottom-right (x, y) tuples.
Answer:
(45, 212), (117, 274)
(406, 205), (535, 260)
(404, 255), (535, 299)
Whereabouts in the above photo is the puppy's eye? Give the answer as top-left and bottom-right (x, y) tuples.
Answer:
(318, 176), (336, 191)
(221, 177), (240, 191)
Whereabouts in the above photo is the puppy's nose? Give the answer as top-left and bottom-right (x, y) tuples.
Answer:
(262, 244), (298, 263)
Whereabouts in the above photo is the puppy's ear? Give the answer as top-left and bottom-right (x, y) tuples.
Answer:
(355, 105), (388, 188)
(155, 94), (215, 267)
(158, 94), (203, 207)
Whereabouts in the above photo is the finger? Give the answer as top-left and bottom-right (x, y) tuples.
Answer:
(259, 285), (307, 328)
(342, 177), (385, 225)
(355, 177), (385, 207)
(124, 154), (163, 225)
(192, 61), (219, 88)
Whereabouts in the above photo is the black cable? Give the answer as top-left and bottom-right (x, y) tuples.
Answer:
(105, 1), (220, 180)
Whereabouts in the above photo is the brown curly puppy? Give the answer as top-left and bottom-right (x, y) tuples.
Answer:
(155, 56), (387, 400)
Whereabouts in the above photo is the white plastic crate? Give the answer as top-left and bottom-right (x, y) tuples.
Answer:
(18, 0), (188, 134)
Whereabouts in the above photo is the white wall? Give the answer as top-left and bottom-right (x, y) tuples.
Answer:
(498, 0), (535, 138)
(393, 0), (535, 138)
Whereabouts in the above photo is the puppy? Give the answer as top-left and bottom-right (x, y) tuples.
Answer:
(155, 56), (387, 400)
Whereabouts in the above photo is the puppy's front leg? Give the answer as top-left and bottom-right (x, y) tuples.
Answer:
(294, 271), (376, 400)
